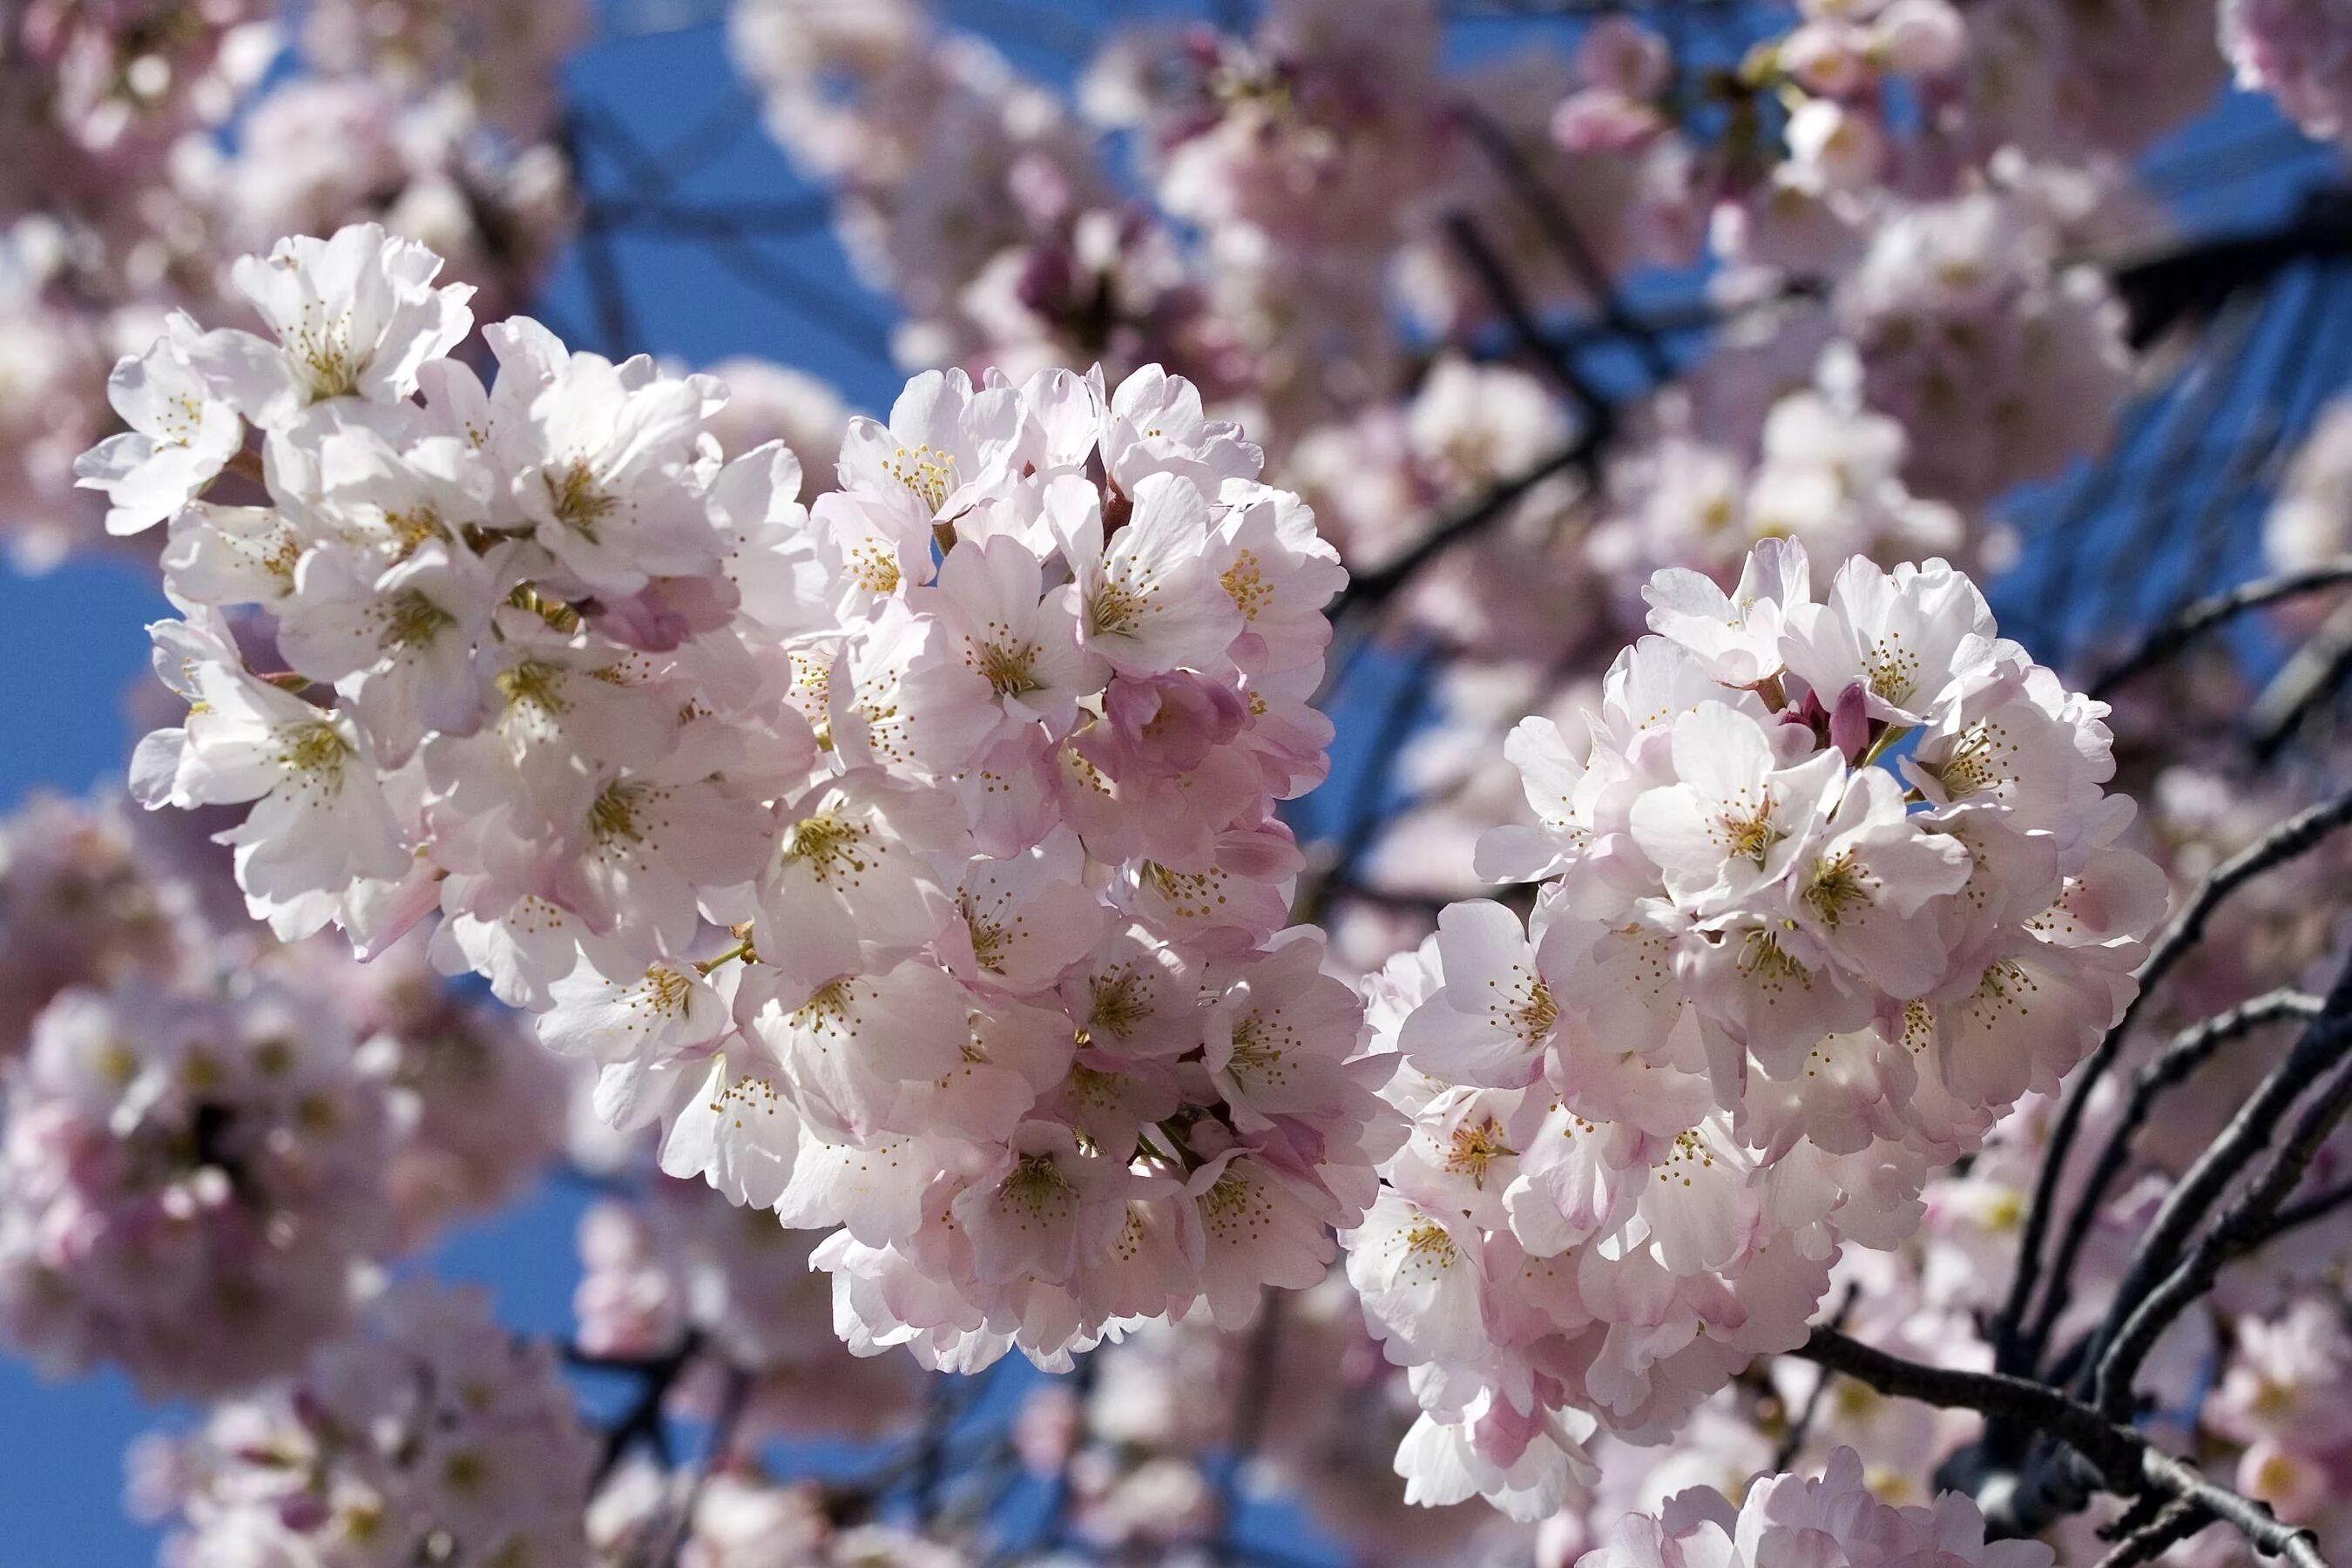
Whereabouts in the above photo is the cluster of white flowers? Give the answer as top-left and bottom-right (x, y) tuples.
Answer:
(1578, 1447), (2051, 1568)
(1346, 539), (2165, 1517)
(1832, 189), (2133, 510)
(591, 1462), (971, 1567)
(1592, 381), (1965, 589)
(574, 1176), (923, 1442)
(130, 1282), (594, 1566)
(94, 220), (1393, 1375)
(0, 971), (399, 1396)
(0, 787), (570, 1395)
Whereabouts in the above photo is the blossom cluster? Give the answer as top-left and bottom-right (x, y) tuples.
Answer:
(2222, 0), (2352, 143)
(130, 1282), (595, 1567)
(98, 221), (1393, 1375)
(0, 966), (400, 1397)
(0, 0), (581, 565)
(591, 1462), (970, 1567)
(1578, 1447), (2051, 1568)
(574, 1176), (923, 1443)
(1346, 539), (2164, 1517)
(0, 788), (567, 1396)
(728, 0), (2168, 947)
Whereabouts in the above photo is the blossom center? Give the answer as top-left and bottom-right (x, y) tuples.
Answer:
(1442, 1117), (1516, 1189)
(544, 460), (617, 540)
(885, 444), (956, 512)
(784, 813), (873, 887)
(1802, 849), (1875, 927)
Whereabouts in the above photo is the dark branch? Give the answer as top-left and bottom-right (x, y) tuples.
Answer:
(2092, 559), (2352, 699)
(1793, 1328), (2327, 1568)
(574, 1329), (706, 1489)
(1452, 102), (1678, 384)
(2097, 1497), (2208, 1568)
(1444, 212), (1608, 412)
(1328, 436), (1598, 621)
(2020, 988), (2326, 1363)
(2091, 959), (2352, 1416)
(2250, 598), (2352, 758)
(1995, 789), (2352, 1375)
(655, 1363), (754, 1568)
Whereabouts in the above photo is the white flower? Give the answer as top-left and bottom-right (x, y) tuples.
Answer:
(1345, 1192), (1491, 1371)
(73, 328), (244, 535)
(1397, 900), (1570, 1089)
(1780, 555), (1999, 725)
(541, 957), (733, 1063)
(918, 534), (1101, 735)
(182, 223), (475, 428)
(656, 1037), (805, 1209)
(135, 639), (408, 936)
(495, 335), (727, 595)
(1052, 471), (1244, 676)
(1627, 700), (1844, 910)
(1642, 538), (1810, 688)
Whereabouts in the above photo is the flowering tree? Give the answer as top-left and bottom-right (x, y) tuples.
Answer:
(9, 2), (2352, 1566)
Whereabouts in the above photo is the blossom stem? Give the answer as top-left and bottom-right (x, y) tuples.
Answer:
(693, 940), (754, 976)
(1857, 723), (1909, 766)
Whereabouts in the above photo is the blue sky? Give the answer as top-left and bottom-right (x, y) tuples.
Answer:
(0, 7), (2341, 1561)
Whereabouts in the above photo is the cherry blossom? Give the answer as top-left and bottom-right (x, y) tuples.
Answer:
(1578, 1447), (2053, 1568)
(92, 225), (1389, 1381)
(129, 1282), (594, 1567)
(1348, 540), (2161, 1517)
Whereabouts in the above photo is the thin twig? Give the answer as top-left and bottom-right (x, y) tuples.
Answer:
(2092, 559), (2352, 698)
(1453, 103), (1678, 384)
(1792, 1328), (2326, 1567)
(578, 1329), (706, 1489)
(2092, 961), (2352, 1416)
(1995, 789), (2352, 1375)
(1213, 1295), (1288, 1553)
(563, 115), (639, 357)
(2251, 598), (2352, 757)
(1328, 435), (1598, 620)
(1774, 1288), (1856, 1470)
(2251, 1173), (2352, 1243)
(2139, 1449), (2325, 1568)
(653, 1363), (754, 1568)
(2020, 988), (2325, 1362)
(1444, 213), (1606, 412)
(2097, 1499), (2210, 1568)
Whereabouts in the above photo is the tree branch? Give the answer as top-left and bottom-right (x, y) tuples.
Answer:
(2092, 559), (2352, 699)
(1444, 212), (1608, 413)
(2090, 964), (2352, 1417)
(2097, 1497), (2208, 1568)
(1994, 789), (2352, 1375)
(1327, 436), (1598, 622)
(1452, 102), (1678, 384)
(2020, 988), (2325, 1363)
(573, 1329), (706, 1490)
(1791, 1328), (2326, 1567)
(654, 1362), (754, 1568)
